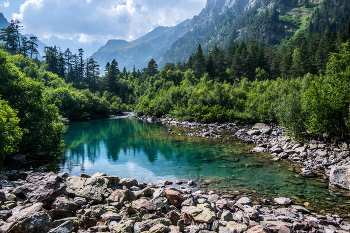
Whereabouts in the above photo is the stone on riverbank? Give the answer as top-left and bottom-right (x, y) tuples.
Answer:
(65, 176), (109, 203)
(19, 172), (66, 205)
(329, 166), (350, 190)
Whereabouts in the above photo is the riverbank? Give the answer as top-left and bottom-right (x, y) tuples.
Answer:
(130, 115), (350, 191)
(0, 171), (349, 233)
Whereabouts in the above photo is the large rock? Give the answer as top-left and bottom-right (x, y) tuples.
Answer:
(274, 197), (292, 205)
(48, 220), (74, 233)
(9, 211), (52, 233)
(330, 166), (350, 190)
(51, 195), (77, 212)
(181, 205), (216, 223)
(134, 218), (171, 233)
(107, 189), (137, 204)
(65, 176), (109, 203)
(7, 202), (43, 223)
(225, 221), (248, 233)
(19, 173), (66, 205)
(132, 199), (157, 211)
(119, 178), (138, 188)
(165, 189), (185, 207)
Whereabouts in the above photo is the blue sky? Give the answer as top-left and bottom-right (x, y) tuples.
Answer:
(0, 0), (206, 56)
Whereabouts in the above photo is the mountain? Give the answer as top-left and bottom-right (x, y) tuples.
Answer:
(91, 19), (191, 71)
(0, 13), (9, 29)
(159, 0), (350, 66)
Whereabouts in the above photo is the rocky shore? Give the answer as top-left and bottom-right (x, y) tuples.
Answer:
(0, 171), (350, 233)
(131, 116), (350, 192)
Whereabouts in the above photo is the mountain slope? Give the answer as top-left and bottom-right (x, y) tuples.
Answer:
(159, 0), (350, 66)
(0, 13), (9, 29)
(91, 19), (191, 71)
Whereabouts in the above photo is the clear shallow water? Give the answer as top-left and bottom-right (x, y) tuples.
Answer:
(59, 118), (350, 218)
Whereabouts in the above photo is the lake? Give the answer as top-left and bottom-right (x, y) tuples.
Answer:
(58, 117), (350, 219)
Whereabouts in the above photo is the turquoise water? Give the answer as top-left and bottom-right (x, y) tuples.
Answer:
(59, 118), (350, 218)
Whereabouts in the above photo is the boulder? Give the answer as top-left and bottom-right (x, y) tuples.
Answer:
(132, 199), (157, 211)
(247, 130), (260, 136)
(48, 220), (74, 233)
(10, 211), (52, 233)
(252, 123), (269, 130)
(236, 197), (252, 206)
(73, 197), (87, 207)
(107, 189), (137, 204)
(253, 147), (266, 153)
(329, 166), (350, 190)
(134, 218), (171, 233)
(51, 217), (79, 230)
(270, 146), (283, 154)
(19, 172), (66, 205)
(100, 211), (121, 222)
(7, 202), (43, 223)
(165, 189), (185, 207)
(51, 195), (77, 212)
(226, 221), (248, 233)
(274, 197), (292, 205)
(65, 176), (109, 203)
(149, 224), (170, 233)
(301, 169), (314, 177)
(119, 178), (138, 188)
(246, 225), (267, 233)
(134, 188), (154, 198)
(110, 221), (134, 233)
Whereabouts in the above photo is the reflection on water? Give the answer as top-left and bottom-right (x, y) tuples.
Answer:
(59, 118), (350, 218)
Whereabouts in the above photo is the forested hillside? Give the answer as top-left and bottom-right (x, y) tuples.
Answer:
(159, 0), (350, 66)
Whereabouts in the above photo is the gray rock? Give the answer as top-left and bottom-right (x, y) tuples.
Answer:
(274, 197), (292, 205)
(329, 166), (350, 190)
(270, 146), (283, 154)
(236, 197), (252, 206)
(51, 195), (77, 211)
(187, 180), (195, 186)
(48, 220), (74, 233)
(119, 178), (138, 188)
(252, 147), (266, 153)
(278, 152), (289, 159)
(247, 130), (260, 136)
(7, 202), (43, 222)
(20, 172), (66, 205)
(73, 197), (87, 207)
(316, 150), (328, 157)
(65, 176), (109, 203)
(10, 211), (52, 233)
(252, 123), (269, 130)
(301, 169), (314, 177)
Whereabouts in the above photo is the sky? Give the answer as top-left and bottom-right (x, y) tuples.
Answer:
(0, 0), (206, 56)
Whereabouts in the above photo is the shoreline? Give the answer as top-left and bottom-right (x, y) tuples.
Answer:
(0, 172), (349, 232)
(130, 115), (350, 191)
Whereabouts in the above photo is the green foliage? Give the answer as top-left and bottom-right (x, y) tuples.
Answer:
(303, 42), (350, 137)
(0, 49), (64, 157)
(0, 98), (23, 160)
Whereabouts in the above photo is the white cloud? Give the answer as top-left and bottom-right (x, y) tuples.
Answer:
(0, 1), (10, 7)
(13, 0), (206, 44)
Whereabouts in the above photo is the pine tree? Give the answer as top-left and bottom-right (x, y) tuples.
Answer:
(106, 59), (119, 94)
(145, 58), (158, 77)
(193, 44), (206, 78)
